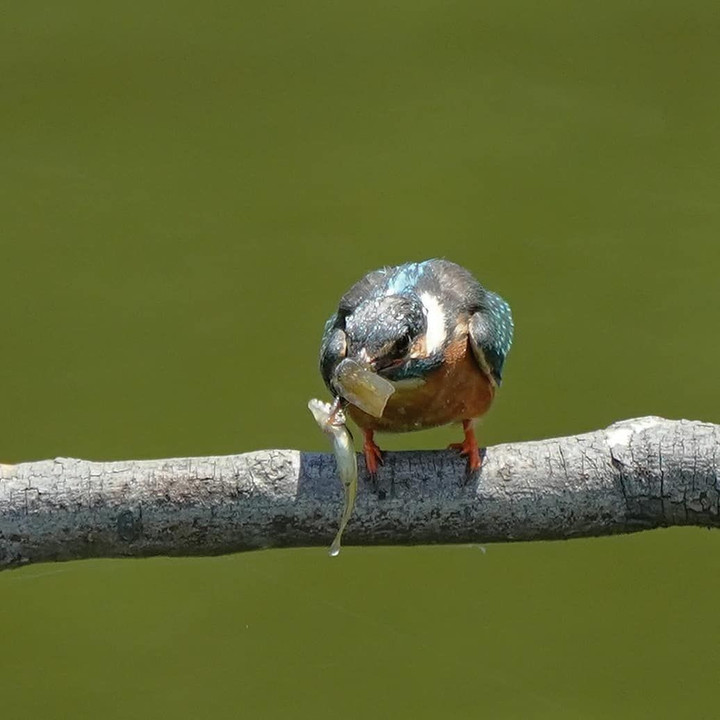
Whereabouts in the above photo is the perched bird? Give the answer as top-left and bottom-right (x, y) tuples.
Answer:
(319, 259), (513, 474)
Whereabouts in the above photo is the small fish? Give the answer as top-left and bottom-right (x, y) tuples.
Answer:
(332, 358), (395, 418)
(308, 398), (359, 556)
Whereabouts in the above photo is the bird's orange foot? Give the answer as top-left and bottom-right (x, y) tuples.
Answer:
(448, 420), (483, 474)
(362, 429), (383, 475)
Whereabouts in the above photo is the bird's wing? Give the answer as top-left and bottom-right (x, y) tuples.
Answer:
(468, 291), (514, 387)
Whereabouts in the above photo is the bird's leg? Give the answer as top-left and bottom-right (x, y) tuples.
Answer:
(448, 419), (483, 473)
(362, 428), (383, 475)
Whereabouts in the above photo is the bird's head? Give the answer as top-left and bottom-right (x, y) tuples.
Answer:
(344, 294), (427, 375)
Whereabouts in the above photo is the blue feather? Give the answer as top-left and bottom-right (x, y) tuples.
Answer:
(385, 261), (429, 295)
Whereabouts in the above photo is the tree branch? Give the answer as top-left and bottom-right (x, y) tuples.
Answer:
(1, 416), (718, 569)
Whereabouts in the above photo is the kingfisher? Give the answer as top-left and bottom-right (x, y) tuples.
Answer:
(319, 258), (513, 475)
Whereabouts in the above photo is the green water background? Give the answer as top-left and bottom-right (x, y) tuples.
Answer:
(2, 2), (720, 717)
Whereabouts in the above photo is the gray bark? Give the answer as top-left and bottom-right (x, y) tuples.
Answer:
(0, 416), (718, 569)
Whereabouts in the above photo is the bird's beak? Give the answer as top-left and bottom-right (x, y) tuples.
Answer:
(357, 348), (375, 369)
(356, 347), (400, 373)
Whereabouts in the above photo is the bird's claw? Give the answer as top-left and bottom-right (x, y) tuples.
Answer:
(363, 437), (384, 475)
(448, 421), (485, 480)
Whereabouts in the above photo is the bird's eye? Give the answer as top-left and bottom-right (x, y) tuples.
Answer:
(392, 331), (411, 357)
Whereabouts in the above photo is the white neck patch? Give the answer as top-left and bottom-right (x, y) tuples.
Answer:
(420, 292), (446, 354)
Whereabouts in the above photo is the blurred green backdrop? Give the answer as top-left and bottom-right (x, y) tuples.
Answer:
(2, 1), (720, 718)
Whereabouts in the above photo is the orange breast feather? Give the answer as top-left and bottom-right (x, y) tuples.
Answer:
(347, 338), (495, 433)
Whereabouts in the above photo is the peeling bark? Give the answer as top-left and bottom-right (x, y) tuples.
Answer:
(0, 416), (718, 569)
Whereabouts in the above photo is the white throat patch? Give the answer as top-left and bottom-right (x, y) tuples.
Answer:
(420, 292), (447, 354)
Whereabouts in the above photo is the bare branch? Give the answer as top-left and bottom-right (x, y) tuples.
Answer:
(1, 416), (718, 569)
